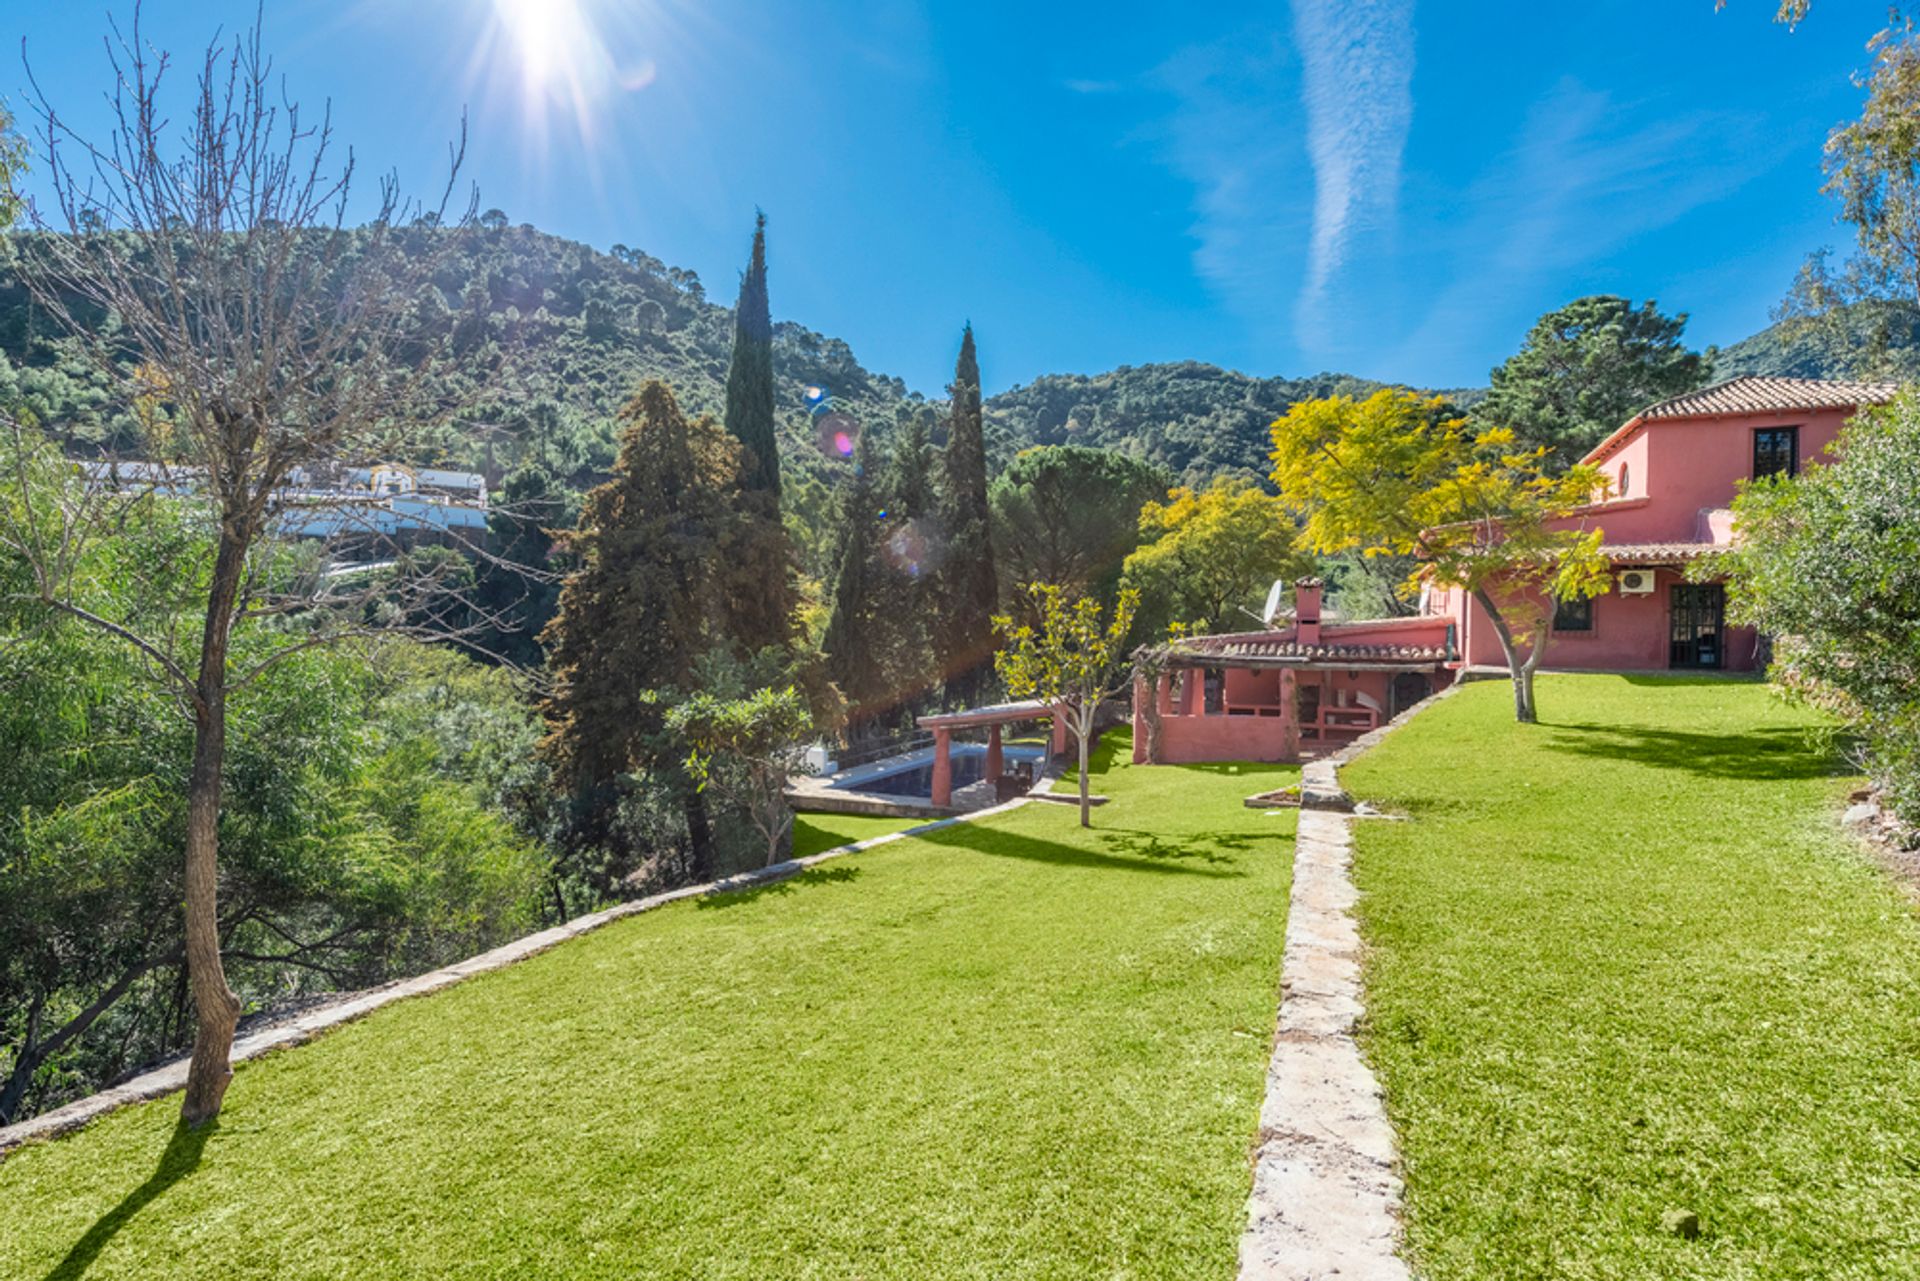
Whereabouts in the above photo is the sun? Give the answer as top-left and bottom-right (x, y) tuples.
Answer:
(473, 0), (656, 146)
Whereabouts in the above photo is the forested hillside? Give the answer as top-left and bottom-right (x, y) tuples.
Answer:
(983, 363), (1377, 481)
(0, 223), (1498, 496)
(0, 222), (912, 530)
(1712, 303), (1920, 382)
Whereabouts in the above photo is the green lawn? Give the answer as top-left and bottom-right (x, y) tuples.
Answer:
(789, 809), (930, 859)
(1, 735), (1296, 1280)
(1345, 675), (1920, 1280)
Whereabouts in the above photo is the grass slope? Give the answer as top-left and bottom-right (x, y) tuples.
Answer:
(1345, 675), (1920, 1280)
(1, 735), (1295, 1280)
(788, 811), (931, 860)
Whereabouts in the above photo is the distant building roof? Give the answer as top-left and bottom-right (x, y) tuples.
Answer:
(417, 468), (486, 490)
(1638, 375), (1900, 421)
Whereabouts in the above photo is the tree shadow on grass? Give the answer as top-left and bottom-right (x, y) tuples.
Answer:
(912, 822), (1244, 878)
(1541, 722), (1844, 782)
(1101, 827), (1255, 867)
(695, 863), (863, 910)
(44, 1119), (214, 1281)
(1617, 673), (1769, 688)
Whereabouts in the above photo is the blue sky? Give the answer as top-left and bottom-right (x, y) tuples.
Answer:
(0, 0), (1883, 396)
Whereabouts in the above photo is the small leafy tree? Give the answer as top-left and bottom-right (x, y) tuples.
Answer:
(7, 15), (482, 1125)
(1121, 478), (1310, 635)
(669, 687), (814, 867)
(1271, 390), (1612, 724)
(993, 585), (1140, 827)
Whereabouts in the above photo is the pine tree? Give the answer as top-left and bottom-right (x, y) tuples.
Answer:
(723, 211), (780, 497)
(939, 324), (998, 703)
(538, 380), (749, 883)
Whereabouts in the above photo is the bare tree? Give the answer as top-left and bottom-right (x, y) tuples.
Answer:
(1, 9), (519, 1125)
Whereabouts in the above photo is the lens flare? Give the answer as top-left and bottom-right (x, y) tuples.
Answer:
(815, 410), (860, 462)
(882, 519), (942, 580)
(469, 0), (660, 148)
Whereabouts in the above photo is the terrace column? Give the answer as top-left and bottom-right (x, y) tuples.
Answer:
(1156, 672), (1173, 716)
(1132, 675), (1150, 764)
(931, 728), (954, 808)
(1049, 707), (1070, 755)
(986, 724), (1004, 781)
(1279, 668), (1299, 761)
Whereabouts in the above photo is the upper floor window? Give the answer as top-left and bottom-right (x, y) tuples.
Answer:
(1618, 463), (1630, 498)
(1553, 596), (1594, 633)
(1753, 426), (1799, 480)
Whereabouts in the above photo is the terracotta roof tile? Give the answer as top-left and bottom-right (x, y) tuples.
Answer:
(1172, 634), (1453, 665)
(1639, 375), (1898, 420)
(1599, 541), (1723, 564)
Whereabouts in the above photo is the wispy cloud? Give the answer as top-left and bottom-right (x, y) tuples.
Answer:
(1147, 6), (1415, 362)
(1064, 78), (1123, 95)
(1389, 78), (1791, 379)
(1149, 35), (1311, 351)
(1290, 0), (1417, 328)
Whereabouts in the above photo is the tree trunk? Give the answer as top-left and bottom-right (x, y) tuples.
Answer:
(684, 788), (715, 883)
(180, 527), (248, 1127)
(0, 994), (45, 1125)
(1077, 724), (1092, 828)
(1140, 681), (1163, 765)
(1, 955), (170, 1124)
(1472, 587), (1538, 725)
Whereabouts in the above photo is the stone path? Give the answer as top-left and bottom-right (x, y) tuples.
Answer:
(1239, 758), (1410, 1280)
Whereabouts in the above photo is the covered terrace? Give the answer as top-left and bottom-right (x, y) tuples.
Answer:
(917, 700), (1069, 808)
(1133, 580), (1457, 766)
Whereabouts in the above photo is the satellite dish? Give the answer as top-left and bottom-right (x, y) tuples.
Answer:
(1261, 578), (1289, 627)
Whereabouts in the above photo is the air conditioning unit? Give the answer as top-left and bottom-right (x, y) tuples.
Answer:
(1618, 569), (1657, 595)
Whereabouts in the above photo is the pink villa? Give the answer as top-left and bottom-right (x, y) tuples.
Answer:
(1424, 374), (1896, 674)
(1138, 375), (1896, 765)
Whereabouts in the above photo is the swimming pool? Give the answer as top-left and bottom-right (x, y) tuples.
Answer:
(827, 743), (1048, 799)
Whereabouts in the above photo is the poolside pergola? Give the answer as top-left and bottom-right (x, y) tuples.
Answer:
(916, 700), (1069, 808)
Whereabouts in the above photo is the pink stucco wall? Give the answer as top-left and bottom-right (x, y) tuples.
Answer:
(1133, 660), (1451, 764)
(1150, 711), (1299, 765)
(1430, 404), (1859, 673)
(1450, 572), (1763, 672)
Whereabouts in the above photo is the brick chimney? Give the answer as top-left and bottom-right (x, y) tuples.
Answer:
(1294, 577), (1323, 646)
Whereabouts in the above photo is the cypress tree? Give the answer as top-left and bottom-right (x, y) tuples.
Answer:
(939, 324), (998, 703)
(718, 210), (797, 653)
(472, 462), (572, 668)
(887, 403), (936, 520)
(538, 380), (748, 884)
(723, 211), (780, 498)
(822, 432), (892, 741)
(881, 404), (939, 707)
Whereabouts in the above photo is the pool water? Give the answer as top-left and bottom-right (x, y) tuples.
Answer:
(829, 744), (1047, 799)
